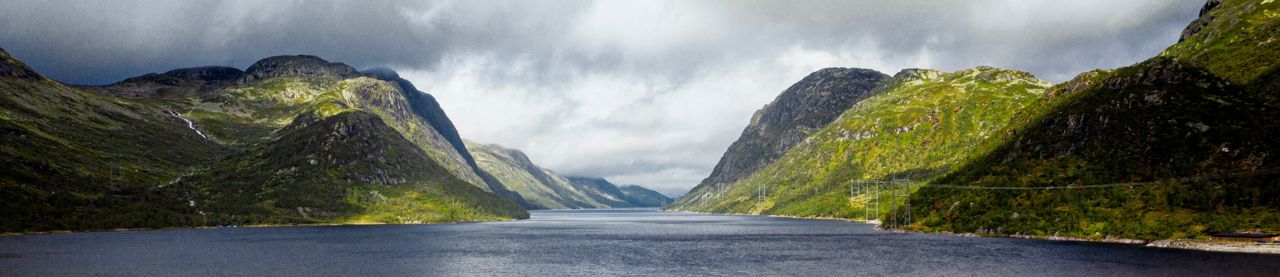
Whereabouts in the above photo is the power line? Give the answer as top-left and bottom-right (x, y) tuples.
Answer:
(918, 167), (1280, 190)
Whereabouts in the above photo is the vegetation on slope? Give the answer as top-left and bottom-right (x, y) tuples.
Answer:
(0, 48), (231, 232)
(0, 51), (528, 232)
(903, 0), (1280, 240)
(669, 67), (1049, 216)
(676, 68), (891, 207)
(908, 57), (1279, 240)
(180, 111), (527, 225)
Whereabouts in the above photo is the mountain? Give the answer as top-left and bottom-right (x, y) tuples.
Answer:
(467, 141), (611, 209)
(1, 48), (231, 231)
(0, 50), (527, 232)
(669, 67), (1051, 215)
(468, 141), (672, 209)
(674, 68), (891, 208)
(619, 185), (674, 207)
(907, 0), (1280, 240)
(564, 176), (673, 208)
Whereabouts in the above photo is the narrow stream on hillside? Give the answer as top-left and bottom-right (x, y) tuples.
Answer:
(163, 110), (208, 140)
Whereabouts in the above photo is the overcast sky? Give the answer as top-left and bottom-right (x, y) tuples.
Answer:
(1, 0), (1202, 196)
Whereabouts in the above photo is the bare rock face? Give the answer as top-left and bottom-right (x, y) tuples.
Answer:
(680, 68), (891, 204)
(241, 55), (359, 84)
(1179, 0), (1223, 42)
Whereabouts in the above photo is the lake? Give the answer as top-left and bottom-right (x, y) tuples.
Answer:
(1, 208), (1277, 276)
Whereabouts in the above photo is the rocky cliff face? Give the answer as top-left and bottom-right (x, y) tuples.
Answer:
(675, 68), (891, 208)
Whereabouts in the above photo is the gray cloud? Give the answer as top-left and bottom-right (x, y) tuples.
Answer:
(0, 0), (1203, 195)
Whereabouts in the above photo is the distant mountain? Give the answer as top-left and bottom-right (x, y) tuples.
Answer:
(564, 176), (673, 208)
(467, 141), (613, 209)
(674, 68), (891, 208)
(468, 141), (672, 209)
(670, 67), (1050, 215)
(619, 185), (674, 207)
(0, 51), (526, 232)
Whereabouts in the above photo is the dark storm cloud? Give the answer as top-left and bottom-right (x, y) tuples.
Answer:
(0, 0), (1204, 194)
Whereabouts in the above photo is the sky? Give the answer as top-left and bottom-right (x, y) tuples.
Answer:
(0, 0), (1203, 197)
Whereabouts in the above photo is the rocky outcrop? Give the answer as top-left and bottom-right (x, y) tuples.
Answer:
(1179, 0), (1224, 42)
(363, 68), (479, 178)
(240, 55), (359, 84)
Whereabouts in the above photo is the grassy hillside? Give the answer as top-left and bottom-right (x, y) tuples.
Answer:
(0, 48), (231, 231)
(909, 58), (1279, 240)
(181, 111), (526, 225)
(676, 68), (891, 207)
(905, 0), (1280, 240)
(670, 67), (1049, 217)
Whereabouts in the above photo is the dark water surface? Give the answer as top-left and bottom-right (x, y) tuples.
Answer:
(1, 208), (1277, 276)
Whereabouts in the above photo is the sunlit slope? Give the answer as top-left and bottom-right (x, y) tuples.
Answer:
(674, 68), (891, 208)
(671, 67), (1049, 216)
(181, 111), (527, 225)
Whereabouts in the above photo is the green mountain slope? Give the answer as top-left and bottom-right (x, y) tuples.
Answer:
(675, 68), (891, 208)
(1, 48), (231, 231)
(181, 111), (526, 224)
(670, 67), (1050, 216)
(907, 0), (1280, 240)
(0, 50), (527, 232)
(91, 56), (493, 191)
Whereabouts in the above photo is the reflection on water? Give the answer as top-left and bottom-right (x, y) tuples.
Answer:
(1, 208), (1277, 276)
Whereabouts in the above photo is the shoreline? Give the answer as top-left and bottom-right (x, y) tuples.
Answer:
(663, 208), (1280, 255)
(0, 218), (514, 237)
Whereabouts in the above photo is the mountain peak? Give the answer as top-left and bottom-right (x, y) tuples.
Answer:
(969, 66), (1040, 84)
(0, 48), (43, 80)
(241, 55), (359, 83)
(163, 66), (244, 81)
(893, 68), (941, 82)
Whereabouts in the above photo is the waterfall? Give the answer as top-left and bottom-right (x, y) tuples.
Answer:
(163, 110), (209, 140)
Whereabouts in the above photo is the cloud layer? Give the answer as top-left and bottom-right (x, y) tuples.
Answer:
(0, 0), (1203, 196)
